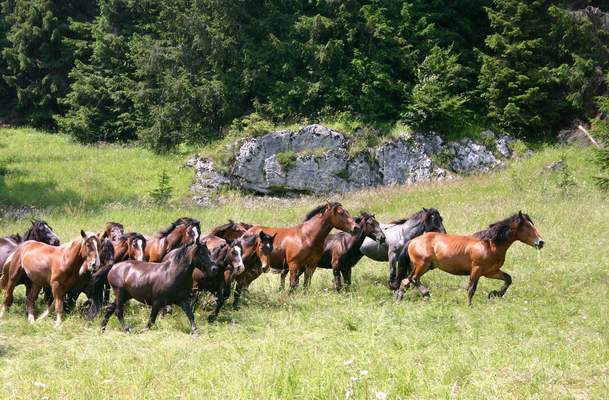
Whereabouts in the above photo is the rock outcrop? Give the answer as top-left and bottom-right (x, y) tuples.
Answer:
(187, 124), (517, 201)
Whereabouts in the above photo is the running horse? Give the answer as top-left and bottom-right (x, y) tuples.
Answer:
(1, 230), (101, 326)
(317, 213), (386, 291)
(99, 222), (125, 242)
(359, 208), (447, 289)
(244, 202), (359, 291)
(231, 231), (275, 308)
(396, 211), (544, 304)
(145, 217), (201, 262)
(98, 240), (218, 334)
(192, 235), (245, 321)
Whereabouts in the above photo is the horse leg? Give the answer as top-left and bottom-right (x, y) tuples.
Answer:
(52, 282), (67, 328)
(26, 283), (42, 323)
(208, 285), (225, 323)
(100, 302), (116, 331)
(288, 265), (300, 292)
(342, 266), (352, 290)
(412, 277), (431, 300)
(1, 264), (27, 317)
(303, 266), (315, 290)
(387, 251), (399, 290)
(179, 300), (198, 334)
(486, 271), (512, 299)
(333, 266), (342, 292)
(147, 300), (163, 330)
(116, 290), (130, 332)
(233, 282), (242, 309)
(279, 269), (288, 291)
(467, 267), (482, 305)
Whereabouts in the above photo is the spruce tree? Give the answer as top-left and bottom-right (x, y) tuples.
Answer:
(593, 92), (609, 191)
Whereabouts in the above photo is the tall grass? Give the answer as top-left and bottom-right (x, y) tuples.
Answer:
(0, 129), (608, 399)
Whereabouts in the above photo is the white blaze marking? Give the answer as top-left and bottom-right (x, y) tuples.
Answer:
(234, 246), (244, 272)
(192, 227), (199, 243)
(137, 239), (144, 261)
(92, 240), (100, 268)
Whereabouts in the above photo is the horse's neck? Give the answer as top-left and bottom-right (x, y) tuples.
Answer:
(301, 216), (333, 247)
(346, 228), (367, 254)
(23, 228), (35, 241)
(164, 231), (183, 252)
(114, 242), (128, 261)
(491, 238), (517, 259)
(63, 239), (85, 270)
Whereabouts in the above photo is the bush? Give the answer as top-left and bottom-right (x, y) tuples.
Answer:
(149, 170), (173, 205)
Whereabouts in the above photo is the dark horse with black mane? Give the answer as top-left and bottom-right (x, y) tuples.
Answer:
(396, 211), (544, 304)
(0, 220), (61, 270)
(145, 217), (201, 262)
(359, 208), (447, 289)
(98, 240), (217, 333)
(209, 220), (253, 241)
(316, 213), (386, 291)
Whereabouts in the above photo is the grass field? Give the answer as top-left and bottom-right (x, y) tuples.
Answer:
(1, 128), (608, 399)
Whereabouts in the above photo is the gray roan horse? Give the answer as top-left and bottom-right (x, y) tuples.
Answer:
(359, 208), (446, 289)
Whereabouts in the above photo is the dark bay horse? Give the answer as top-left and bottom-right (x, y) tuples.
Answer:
(245, 202), (358, 291)
(99, 241), (217, 334)
(145, 217), (201, 262)
(0, 220), (61, 271)
(192, 236), (245, 321)
(359, 208), (446, 289)
(1, 230), (101, 326)
(209, 220), (253, 241)
(231, 231), (275, 308)
(317, 213), (385, 291)
(396, 211), (544, 304)
(99, 222), (125, 242)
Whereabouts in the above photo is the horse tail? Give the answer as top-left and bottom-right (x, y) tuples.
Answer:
(395, 240), (413, 289)
(1, 250), (18, 291)
(89, 264), (113, 319)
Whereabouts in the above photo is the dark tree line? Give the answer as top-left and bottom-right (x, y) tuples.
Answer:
(1, 0), (608, 152)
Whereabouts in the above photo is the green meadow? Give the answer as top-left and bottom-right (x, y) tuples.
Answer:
(0, 128), (608, 399)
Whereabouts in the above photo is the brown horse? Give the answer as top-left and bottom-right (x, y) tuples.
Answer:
(317, 213), (386, 291)
(99, 222), (125, 242)
(192, 235), (245, 321)
(1, 230), (101, 326)
(0, 220), (61, 271)
(244, 202), (358, 291)
(209, 220), (253, 241)
(98, 240), (217, 333)
(396, 211), (544, 304)
(145, 217), (201, 262)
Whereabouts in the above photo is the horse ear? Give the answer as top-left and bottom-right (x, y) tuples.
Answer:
(423, 207), (428, 212)
(80, 230), (87, 238)
(354, 216), (362, 224)
(518, 210), (524, 220)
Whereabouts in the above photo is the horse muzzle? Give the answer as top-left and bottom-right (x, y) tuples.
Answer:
(534, 239), (545, 249)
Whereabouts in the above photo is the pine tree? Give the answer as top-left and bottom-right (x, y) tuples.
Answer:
(1, 0), (97, 128)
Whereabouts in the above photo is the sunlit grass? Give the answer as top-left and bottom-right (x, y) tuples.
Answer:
(0, 129), (608, 399)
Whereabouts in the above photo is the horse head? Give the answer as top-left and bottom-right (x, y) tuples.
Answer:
(126, 233), (146, 261)
(101, 222), (125, 242)
(325, 202), (359, 234)
(514, 211), (544, 249)
(422, 208), (447, 234)
(357, 212), (385, 243)
(257, 231), (275, 273)
(228, 240), (245, 276)
(28, 220), (60, 246)
(80, 230), (101, 272)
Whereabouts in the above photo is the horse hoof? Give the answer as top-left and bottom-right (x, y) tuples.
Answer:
(395, 291), (404, 303)
(422, 295), (430, 302)
(191, 329), (200, 336)
(488, 290), (499, 299)
(207, 315), (217, 323)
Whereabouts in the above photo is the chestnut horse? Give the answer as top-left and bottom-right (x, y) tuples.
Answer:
(99, 240), (217, 333)
(209, 220), (253, 241)
(245, 202), (358, 291)
(1, 230), (101, 326)
(145, 217), (200, 262)
(317, 213), (386, 291)
(192, 236), (245, 321)
(396, 211), (544, 304)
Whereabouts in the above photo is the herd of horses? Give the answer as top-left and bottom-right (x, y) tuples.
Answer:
(0, 202), (544, 333)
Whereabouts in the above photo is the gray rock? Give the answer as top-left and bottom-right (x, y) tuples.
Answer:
(545, 160), (565, 171)
(187, 124), (516, 199)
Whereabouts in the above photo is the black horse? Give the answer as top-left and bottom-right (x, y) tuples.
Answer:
(0, 220), (60, 270)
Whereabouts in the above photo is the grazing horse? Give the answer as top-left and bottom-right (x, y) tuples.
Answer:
(209, 220), (253, 241)
(245, 202), (358, 291)
(0, 220), (61, 270)
(396, 211), (544, 304)
(317, 213), (386, 291)
(99, 241), (217, 334)
(99, 222), (124, 242)
(192, 236), (245, 321)
(145, 217), (201, 262)
(231, 231), (275, 308)
(359, 208), (447, 289)
(1, 231), (101, 326)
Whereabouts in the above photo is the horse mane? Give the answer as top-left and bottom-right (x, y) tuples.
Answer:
(8, 233), (22, 243)
(211, 243), (228, 263)
(389, 209), (427, 225)
(303, 202), (341, 222)
(118, 232), (146, 245)
(100, 238), (115, 265)
(172, 243), (194, 263)
(158, 217), (199, 238)
(473, 213), (532, 245)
